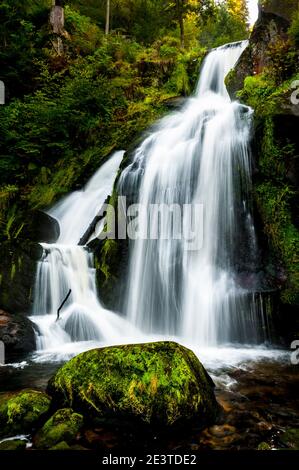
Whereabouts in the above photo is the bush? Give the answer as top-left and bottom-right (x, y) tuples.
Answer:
(289, 9), (299, 46)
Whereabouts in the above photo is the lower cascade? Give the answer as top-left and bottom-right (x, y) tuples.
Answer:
(31, 41), (271, 357)
(31, 151), (140, 354)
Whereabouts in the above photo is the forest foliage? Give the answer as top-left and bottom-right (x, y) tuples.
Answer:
(0, 0), (249, 238)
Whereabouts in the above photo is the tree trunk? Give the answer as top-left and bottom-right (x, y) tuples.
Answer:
(179, 13), (185, 48)
(176, 0), (185, 49)
(105, 0), (111, 35)
(50, 1), (65, 55)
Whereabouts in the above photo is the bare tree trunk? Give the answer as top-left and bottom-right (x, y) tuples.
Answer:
(105, 0), (111, 35)
(50, 1), (65, 55)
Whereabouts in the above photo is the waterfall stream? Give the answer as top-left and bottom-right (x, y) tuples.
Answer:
(31, 151), (141, 358)
(119, 41), (269, 346)
(31, 41), (271, 361)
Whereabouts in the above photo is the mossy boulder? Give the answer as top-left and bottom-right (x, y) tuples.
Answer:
(226, 2), (292, 98)
(0, 389), (51, 438)
(280, 428), (299, 450)
(34, 408), (83, 449)
(0, 240), (43, 314)
(47, 341), (219, 427)
(0, 439), (27, 451)
(49, 441), (71, 450)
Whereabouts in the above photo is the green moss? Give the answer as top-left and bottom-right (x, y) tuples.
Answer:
(0, 439), (27, 451)
(0, 390), (51, 438)
(257, 441), (272, 450)
(254, 117), (299, 305)
(238, 72), (299, 307)
(280, 428), (299, 450)
(49, 441), (72, 450)
(34, 408), (84, 450)
(238, 73), (299, 115)
(47, 341), (219, 427)
(10, 263), (16, 280)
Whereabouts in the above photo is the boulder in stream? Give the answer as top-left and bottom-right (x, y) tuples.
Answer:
(0, 389), (51, 438)
(34, 408), (84, 449)
(47, 341), (219, 427)
(0, 309), (36, 358)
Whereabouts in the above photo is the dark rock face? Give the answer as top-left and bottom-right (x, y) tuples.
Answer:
(23, 210), (60, 243)
(0, 240), (42, 314)
(260, 0), (299, 22)
(0, 309), (36, 357)
(226, 3), (291, 98)
(47, 341), (219, 427)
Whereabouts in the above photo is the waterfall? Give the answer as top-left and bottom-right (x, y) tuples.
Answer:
(31, 151), (139, 354)
(31, 41), (271, 360)
(119, 41), (270, 346)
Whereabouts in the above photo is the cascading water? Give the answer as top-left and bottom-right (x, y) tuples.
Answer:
(31, 151), (139, 356)
(30, 41), (271, 362)
(119, 41), (270, 346)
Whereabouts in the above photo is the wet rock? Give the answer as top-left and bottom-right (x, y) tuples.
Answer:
(0, 389), (51, 438)
(163, 96), (187, 110)
(0, 439), (27, 451)
(34, 408), (84, 450)
(208, 424), (237, 438)
(0, 240), (43, 314)
(0, 309), (36, 358)
(199, 424), (241, 449)
(226, 1), (292, 98)
(84, 429), (117, 449)
(47, 341), (219, 427)
(24, 210), (60, 244)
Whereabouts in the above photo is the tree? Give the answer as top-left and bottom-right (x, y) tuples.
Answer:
(226, 0), (249, 25)
(105, 0), (110, 34)
(50, 0), (66, 55)
(167, 0), (215, 49)
(198, 0), (249, 48)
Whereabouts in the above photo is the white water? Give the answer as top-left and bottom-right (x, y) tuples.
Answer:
(119, 41), (270, 346)
(31, 151), (141, 353)
(49, 151), (124, 244)
(29, 41), (275, 366)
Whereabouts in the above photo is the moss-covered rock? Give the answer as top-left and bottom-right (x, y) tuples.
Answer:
(0, 389), (51, 438)
(0, 240), (43, 314)
(280, 428), (299, 450)
(34, 408), (84, 449)
(257, 441), (272, 450)
(47, 341), (219, 427)
(49, 441), (71, 451)
(0, 439), (27, 451)
(226, 0), (294, 98)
